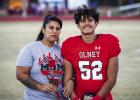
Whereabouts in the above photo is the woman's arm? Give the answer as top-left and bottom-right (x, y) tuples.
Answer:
(96, 56), (119, 99)
(16, 67), (57, 93)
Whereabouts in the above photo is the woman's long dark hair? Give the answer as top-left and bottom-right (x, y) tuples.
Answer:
(36, 14), (62, 41)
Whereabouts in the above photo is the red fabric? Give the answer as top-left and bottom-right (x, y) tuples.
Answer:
(61, 34), (121, 99)
(73, 96), (79, 100)
(92, 95), (101, 100)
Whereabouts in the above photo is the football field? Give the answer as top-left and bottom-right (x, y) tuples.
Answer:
(0, 20), (140, 100)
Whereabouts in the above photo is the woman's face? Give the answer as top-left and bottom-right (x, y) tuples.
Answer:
(42, 20), (61, 42)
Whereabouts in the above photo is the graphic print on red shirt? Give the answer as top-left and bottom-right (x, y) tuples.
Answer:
(38, 52), (64, 85)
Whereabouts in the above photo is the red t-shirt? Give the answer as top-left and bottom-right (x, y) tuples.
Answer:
(61, 34), (121, 99)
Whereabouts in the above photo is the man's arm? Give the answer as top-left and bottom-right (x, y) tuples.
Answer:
(96, 56), (119, 99)
(63, 60), (73, 85)
(63, 59), (75, 97)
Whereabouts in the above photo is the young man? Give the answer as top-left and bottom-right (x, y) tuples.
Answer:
(62, 5), (121, 100)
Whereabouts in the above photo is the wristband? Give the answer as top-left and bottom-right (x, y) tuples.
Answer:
(67, 78), (74, 84)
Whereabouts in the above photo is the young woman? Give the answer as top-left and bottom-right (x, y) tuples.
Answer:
(16, 14), (69, 100)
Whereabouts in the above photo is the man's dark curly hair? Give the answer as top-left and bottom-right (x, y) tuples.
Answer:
(74, 5), (100, 24)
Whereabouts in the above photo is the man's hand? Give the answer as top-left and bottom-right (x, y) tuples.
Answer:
(63, 79), (74, 97)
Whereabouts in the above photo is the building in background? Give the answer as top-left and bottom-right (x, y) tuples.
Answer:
(0, 0), (140, 18)
(67, 0), (88, 10)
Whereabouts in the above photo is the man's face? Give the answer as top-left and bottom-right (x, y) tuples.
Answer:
(77, 16), (98, 35)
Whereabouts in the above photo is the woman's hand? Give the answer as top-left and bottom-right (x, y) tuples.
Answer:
(39, 83), (57, 94)
(63, 79), (74, 97)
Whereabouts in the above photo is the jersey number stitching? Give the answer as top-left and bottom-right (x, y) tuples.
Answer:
(79, 61), (103, 80)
